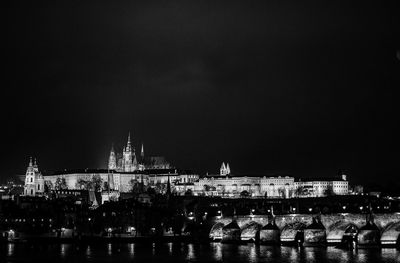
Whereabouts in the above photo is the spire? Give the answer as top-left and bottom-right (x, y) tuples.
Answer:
(226, 163), (231, 174)
(29, 157), (33, 167)
(127, 132), (132, 150)
(141, 143), (144, 158)
(108, 143), (117, 170)
(220, 162), (227, 175)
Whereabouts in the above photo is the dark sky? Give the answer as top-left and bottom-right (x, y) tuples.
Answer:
(2, 1), (399, 191)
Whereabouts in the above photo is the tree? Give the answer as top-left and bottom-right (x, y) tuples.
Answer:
(324, 185), (335, 196)
(154, 182), (165, 194)
(278, 187), (285, 198)
(77, 179), (90, 190)
(295, 186), (305, 197)
(240, 190), (250, 198)
(130, 179), (142, 196)
(103, 182), (109, 191)
(55, 177), (67, 190)
(91, 175), (102, 192)
(185, 189), (193, 196)
(44, 180), (53, 193)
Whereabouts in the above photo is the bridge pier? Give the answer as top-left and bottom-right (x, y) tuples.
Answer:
(303, 218), (326, 247)
(208, 213), (400, 248)
(221, 221), (241, 243)
(260, 222), (280, 245)
(357, 221), (380, 248)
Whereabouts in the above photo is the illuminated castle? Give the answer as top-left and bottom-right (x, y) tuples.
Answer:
(108, 133), (171, 172)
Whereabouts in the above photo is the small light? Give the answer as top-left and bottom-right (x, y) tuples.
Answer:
(342, 206), (346, 210)
(308, 208), (312, 212)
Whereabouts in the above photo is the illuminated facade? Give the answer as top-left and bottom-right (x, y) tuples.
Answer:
(108, 133), (171, 172)
(24, 157), (44, 196)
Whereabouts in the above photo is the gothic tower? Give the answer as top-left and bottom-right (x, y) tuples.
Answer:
(220, 162), (226, 176)
(24, 157), (44, 196)
(220, 162), (230, 176)
(226, 163), (231, 175)
(140, 143), (144, 159)
(138, 143), (145, 171)
(122, 132), (134, 172)
(108, 144), (117, 170)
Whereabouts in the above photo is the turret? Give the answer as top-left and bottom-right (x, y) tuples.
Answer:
(226, 163), (231, 175)
(126, 132), (132, 151)
(108, 144), (117, 170)
(220, 162), (226, 175)
(24, 157), (44, 196)
(122, 132), (134, 172)
(220, 162), (230, 176)
(140, 143), (144, 158)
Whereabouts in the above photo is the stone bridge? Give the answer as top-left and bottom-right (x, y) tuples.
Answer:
(207, 213), (400, 246)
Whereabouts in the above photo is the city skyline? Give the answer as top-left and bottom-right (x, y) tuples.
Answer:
(2, 1), (400, 260)
(2, 1), (399, 193)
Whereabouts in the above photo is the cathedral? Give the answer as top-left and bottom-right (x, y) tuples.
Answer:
(108, 133), (171, 172)
(24, 157), (44, 196)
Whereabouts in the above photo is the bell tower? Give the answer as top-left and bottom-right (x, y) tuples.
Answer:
(24, 157), (44, 196)
(108, 144), (117, 170)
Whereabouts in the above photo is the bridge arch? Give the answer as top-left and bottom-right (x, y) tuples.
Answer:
(241, 221), (263, 242)
(381, 221), (400, 246)
(280, 222), (307, 243)
(209, 222), (225, 240)
(326, 221), (358, 244)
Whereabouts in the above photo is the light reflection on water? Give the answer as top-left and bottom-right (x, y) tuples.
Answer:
(8, 243), (14, 256)
(86, 245), (91, 258)
(107, 243), (112, 256)
(129, 243), (134, 257)
(2, 243), (400, 263)
(187, 243), (194, 260)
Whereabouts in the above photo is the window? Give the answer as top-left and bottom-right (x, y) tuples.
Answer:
(31, 189), (33, 195)
(38, 185), (40, 190)
(30, 178), (33, 183)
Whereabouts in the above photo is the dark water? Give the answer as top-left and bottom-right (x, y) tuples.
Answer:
(2, 243), (400, 263)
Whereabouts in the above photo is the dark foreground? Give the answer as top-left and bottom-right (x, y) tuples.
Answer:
(2, 242), (400, 263)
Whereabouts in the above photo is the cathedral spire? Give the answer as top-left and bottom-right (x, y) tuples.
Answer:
(29, 157), (33, 167)
(127, 132), (132, 150)
(220, 162), (227, 175)
(108, 143), (117, 170)
(226, 163), (231, 175)
(141, 143), (144, 158)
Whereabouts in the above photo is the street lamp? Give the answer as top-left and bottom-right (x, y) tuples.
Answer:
(308, 208), (312, 212)
(217, 210), (222, 219)
(250, 209), (255, 217)
(188, 212), (194, 220)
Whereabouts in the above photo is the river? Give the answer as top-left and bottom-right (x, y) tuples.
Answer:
(2, 242), (399, 263)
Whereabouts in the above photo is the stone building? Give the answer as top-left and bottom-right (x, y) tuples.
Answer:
(294, 174), (349, 197)
(23, 157), (44, 196)
(108, 133), (171, 173)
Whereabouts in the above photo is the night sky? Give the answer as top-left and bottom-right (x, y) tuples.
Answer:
(2, 1), (399, 192)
